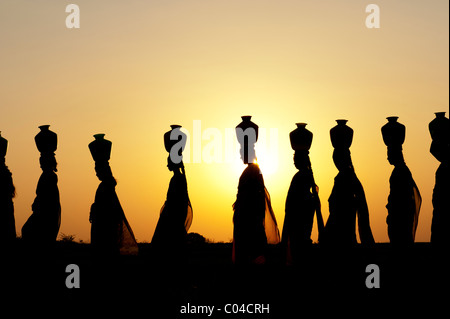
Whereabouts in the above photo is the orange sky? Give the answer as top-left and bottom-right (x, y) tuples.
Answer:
(0, 0), (448, 243)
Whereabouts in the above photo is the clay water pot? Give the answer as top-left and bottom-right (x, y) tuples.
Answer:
(330, 119), (353, 149)
(0, 132), (7, 158)
(290, 123), (313, 151)
(35, 125), (57, 153)
(89, 134), (112, 162)
(381, 117), (405, 148)
(164, 125), (187, 156)
(235, 116), (259, 164)
(429, 112), (449, 144)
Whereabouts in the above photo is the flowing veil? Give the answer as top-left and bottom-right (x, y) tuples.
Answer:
(263, 187), (280, 244)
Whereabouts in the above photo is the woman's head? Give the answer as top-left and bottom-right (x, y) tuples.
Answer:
(94, 162), (115, 182)
(167, 156), (184, 174)
(293, 151), (311, 170)
(387, 147), (405, 166)
(39, 154), (57, 172)
(332, 148), (353, 172)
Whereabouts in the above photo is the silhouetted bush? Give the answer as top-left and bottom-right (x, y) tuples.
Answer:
(59, 233), (76, 243)
(187, 232), (206, 245)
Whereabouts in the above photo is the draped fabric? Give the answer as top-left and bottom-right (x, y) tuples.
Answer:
(412, 183), (421, 240)
(152, 172), (193, 247)
(282, 170), (316, 264)
(386, 163), (422, 245)
(0, 164), (16, 241)
(353, 174), (375, 245)
(322, 170), (375, 247)
(22, 171), (61, 243)
(431, 162), (450, 245)
(90, 177), (138, 255)
(264, 188), (280, 245)
(232, 163), (280, 264)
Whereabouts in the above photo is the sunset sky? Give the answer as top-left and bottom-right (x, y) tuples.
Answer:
(0, 0), (448, 243)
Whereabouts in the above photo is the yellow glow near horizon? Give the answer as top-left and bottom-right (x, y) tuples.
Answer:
(0, 0), (448, 244)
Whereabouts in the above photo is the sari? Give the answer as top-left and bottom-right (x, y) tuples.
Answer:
(232, 163), (280, 264)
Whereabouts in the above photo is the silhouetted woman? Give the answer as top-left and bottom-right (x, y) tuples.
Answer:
(323, 149), (375, 247)
(151, 158), (193, 255)
(22, 125), (61, 245)
(322, 120), (375, 247)
(89, 134), (138, 256)
(282, 123), (323, 265)
(429, 112), (449, 246)
(382, 117), (421, 246)
(152, 125), (193, 261)
(0, 132), (16, 242)
(232, 116), (280, 265)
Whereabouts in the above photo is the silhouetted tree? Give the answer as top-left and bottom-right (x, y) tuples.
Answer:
(89, 134), (138, 256)
(232, 116), (280, 265)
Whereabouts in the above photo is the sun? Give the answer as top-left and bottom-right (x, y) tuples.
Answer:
(255, 151), (279, 176)
(235, 149), (279, 176)
(230, 144), (279, 177)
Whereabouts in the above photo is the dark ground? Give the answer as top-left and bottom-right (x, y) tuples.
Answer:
(1, 241), (447, 317)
